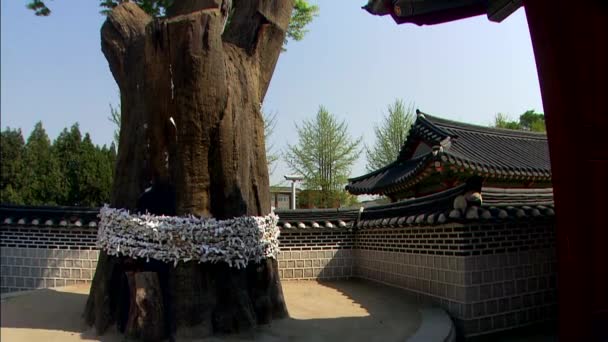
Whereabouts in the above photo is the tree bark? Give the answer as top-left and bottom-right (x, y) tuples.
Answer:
(84, 1), (292, 338)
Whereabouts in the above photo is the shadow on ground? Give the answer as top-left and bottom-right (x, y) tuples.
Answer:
(1, 279), (422, 342)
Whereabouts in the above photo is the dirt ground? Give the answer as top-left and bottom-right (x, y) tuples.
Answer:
(1, 279), (422, 342)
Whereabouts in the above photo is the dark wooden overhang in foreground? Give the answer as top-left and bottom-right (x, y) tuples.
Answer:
(361, 0), (608, 339)
(362, 0), (522, 25)
(347, 111), (551, 197)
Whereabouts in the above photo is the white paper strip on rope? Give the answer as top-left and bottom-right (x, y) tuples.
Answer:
(97, 205), (280, 268)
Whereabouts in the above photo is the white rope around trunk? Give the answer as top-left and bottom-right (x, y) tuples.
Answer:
(97, 205), (280, 268)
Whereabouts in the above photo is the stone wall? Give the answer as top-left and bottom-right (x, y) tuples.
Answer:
(0, 226), (99, 293)
(353, 220), (557, 337)
(0, 226), (354, 294)
(0, 219), (556, 338)
(278, 229), (354, 280)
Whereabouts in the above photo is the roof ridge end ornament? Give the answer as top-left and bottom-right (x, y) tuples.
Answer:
(416, 108), (424, 118)
(432, 145), (444, 156)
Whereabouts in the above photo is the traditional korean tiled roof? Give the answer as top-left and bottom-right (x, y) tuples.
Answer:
(0, 205), (100, 227)
(347, 111), (551, 195)
(275, 208), (360, 230)
(357, 184), (555, 228)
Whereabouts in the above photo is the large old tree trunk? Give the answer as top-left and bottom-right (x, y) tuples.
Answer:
(84, 1), (293, 339)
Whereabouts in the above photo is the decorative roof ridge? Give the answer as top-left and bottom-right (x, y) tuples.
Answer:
(347, 154), (431, 183)
(364, 183), (467, 213)
(418, 110), (548, 140)
(275, 208), (359, 215)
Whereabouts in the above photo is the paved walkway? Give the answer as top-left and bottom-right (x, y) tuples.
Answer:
(1, 279), (449, 341)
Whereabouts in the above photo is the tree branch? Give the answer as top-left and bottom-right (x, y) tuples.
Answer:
(101, 3), (152, 89)
(222, 0), (294, 99)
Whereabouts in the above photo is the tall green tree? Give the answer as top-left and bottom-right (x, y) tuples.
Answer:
(365, 99), (415, 172)
(493, 110), (546, 132)
(22, 122), (64, 205)
(518, 110), (546, 132)
(285, 106), (362, 208)
(76, 134), (114, 206)
(53, 124), (83, 205)
(0, 128), (26, 204)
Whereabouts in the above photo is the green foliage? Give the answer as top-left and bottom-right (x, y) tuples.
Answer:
(493, 110), (546, 132)
(297, 189), (359, 209)
(21, 122), (64, 205)
(26, 0), (50, 16)
(77, 134), (114, 206)
(285, 106), (362, 208)
(518, 110), (546, 132)
(284, 0), (319, 49)
(1, 128), (26, 204)
(26, 0), (319, 49)
(1, 122), (115, 207)
(53, 124), (83, 205)
(365, 99), (415, 172)
(99, 0), (173, 16)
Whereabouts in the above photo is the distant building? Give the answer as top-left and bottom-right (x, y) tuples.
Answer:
(269, 186), (299, 209)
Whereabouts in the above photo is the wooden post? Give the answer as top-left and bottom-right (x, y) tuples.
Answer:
(523, 1), (608, 340)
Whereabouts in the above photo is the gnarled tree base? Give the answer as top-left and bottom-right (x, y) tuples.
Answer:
(88, 0), (294, 339)
(84, 252), (287, 340)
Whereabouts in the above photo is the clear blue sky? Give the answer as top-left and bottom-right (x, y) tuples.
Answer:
(1, 1), (543, 186)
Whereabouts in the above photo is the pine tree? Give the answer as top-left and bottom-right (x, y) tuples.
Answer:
(22, 122), (63, 205)
(0, 128), (26, 204)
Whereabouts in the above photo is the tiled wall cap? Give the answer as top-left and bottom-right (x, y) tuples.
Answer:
(325, 221), (334, 228)
(449, 209), (461, 219)
(498, 209), (509, 219)
(465, 206), (479, 219)
(453, 195), (467, 211)
(406, 215), (416, 224)
(297, 222), (306, 229)
(481, 209), (492, 219)
(283, 222), (292, 229)
(311, 222), (320, 228)
(338, 220), (347, 228)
